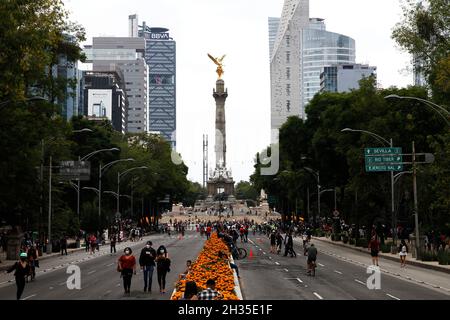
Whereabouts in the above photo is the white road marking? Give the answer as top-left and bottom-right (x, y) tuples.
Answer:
(59, 282), (66, 286)
(106, 263), (114, 267)
(334, 270), (343, 274)
(284, 268), (289, 272)
(22, 294), (36, 300)
(386, 293), (400, 300)
(87, 270), (96, 275)
(49, 287), (54, 290)
(268, 257), (272, 260)
(296, 278), (303, 283)
(275, 262), (280, 265)
(313, 292), (323, 300)
(354, 279), (365, 285)
(263, 252), (266, 255)
(116, 283), (121, 287)
(259, 248), (262, 251)
(318, 263), (325, 267)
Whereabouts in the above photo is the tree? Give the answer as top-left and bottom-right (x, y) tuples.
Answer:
(235, 181), (258, 201)
(392, 0), (450, 103)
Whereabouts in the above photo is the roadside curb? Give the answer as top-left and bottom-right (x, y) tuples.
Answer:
(310, 237), (450, 274)
(0, 247), (85, 271)
(229, 255), (243, 300)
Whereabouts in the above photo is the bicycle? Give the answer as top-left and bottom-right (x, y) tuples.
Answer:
(233, 246), (247, 260)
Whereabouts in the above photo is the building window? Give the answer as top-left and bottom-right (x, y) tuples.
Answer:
(286, 35), (290, 47)
(286, 84), (291, 96)
(286, 51), (290, 64)
(286, 67), (290, 80)
(286, 100), (291, 112)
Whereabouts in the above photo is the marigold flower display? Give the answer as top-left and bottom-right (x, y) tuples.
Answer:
(171, 232), (240, 300)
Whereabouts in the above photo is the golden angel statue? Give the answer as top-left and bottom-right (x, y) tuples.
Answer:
(208, 53), (226, 79)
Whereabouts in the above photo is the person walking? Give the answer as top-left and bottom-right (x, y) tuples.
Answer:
(110, 234), (117, 255)
(89, 234), (97, 255)
(118, 247), (136, 296)
(306, 243), (318, 276)
(368, 235), (380, 266)
(84, 233), (89, 253)
(181, 281), (199, 300)
(284, 232), (296, 257)
(139, 241), (156, 293)
(399, 239), (408, 268)
(270, 231), (276, 253)
(60, 236), (68, 256)
(6, 252), (30, 300)
(276, 231), (283, 254)
(156, 247), (171, 294)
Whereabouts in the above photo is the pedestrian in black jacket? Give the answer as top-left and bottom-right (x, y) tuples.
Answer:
(6, 252), (30, 300)
(284, 232), (296, 257)
(139, 241), (156, 292)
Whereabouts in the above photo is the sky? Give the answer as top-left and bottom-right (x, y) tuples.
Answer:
(64, 0), (413, 185)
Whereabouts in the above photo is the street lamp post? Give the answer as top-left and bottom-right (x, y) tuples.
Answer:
(341, 128), (397, 245)
(98, 159), (134, 231)
(385, 94), (450, 126)
(45, 128), (92, 254)
(77, 148), (119, 221)
(304, 167), (320, 226)
(117, 166), (147, 215)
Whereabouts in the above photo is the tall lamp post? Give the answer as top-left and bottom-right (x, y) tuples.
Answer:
(341, 128), (398, 246)
(385, 95), (450, 126)
(45, 128), (92, 254)
(304, 167), (320, 227)
(98, 159), (134, 232)
(116, 166), (148, 215)
(76, 148), (119, 221)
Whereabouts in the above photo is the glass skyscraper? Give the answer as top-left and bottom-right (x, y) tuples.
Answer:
(269, 0), (355, 133)
(138, 21), (176, 148)
(302, 18), (355, 107)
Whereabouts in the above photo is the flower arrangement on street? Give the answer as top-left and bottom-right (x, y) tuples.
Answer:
(171, 232), (240, 300)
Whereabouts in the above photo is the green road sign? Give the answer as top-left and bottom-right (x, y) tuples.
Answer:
(365, 164), (403, 172)
(364, 147), (403, 172)
(365, 155), (402, 164)
(365, 147), (402, 155)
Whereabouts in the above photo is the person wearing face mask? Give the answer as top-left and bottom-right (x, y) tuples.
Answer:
(118, 247), (136, 296)
(156, 248), (171, 294)
(139, 241), (156, 293)
(6, 252), (31, 300)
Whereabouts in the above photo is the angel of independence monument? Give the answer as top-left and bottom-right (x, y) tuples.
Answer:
(205, 54), (236, 208)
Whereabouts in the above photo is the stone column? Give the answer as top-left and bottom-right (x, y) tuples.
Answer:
(213, 79), (228, 168)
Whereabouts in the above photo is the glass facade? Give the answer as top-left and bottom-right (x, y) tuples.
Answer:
(302, 24), (355, 107)
(139, 25), (176, 148)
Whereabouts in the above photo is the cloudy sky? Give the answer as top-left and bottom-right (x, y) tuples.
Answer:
(64, 0), (412, 185)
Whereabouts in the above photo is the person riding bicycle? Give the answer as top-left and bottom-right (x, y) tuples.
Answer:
(27, 244), (38, 281)
(306, 243), (318, 276)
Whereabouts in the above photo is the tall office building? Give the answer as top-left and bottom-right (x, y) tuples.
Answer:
(54, 34), (80, 120)
(320, 64), (377, 93)
(136, 17), (177, 148)
(85, 37), (149, 133)
(80, 70), (128, 133)
(302, 18), (355, 107)
(269, 0), (355, 134)
(268, 17), (280, 61)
